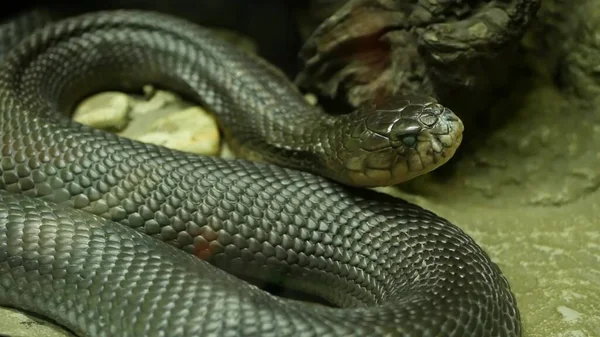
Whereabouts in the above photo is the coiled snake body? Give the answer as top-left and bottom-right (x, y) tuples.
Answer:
(0, 9), (520, 337)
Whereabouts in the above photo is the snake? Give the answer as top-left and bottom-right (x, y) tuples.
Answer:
(0, 8), (521, 337)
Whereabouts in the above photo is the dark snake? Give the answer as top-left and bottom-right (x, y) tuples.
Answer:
(0, 8), (520, 337)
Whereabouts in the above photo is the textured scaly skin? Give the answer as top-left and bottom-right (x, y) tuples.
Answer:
(0, 10), (520, 337)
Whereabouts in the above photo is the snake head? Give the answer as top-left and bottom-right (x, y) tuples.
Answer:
(336, 94), (463, 187)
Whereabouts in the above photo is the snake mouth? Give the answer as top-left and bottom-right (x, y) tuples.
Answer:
(431, 122), (464, 154)
(429, 132), (458, 154)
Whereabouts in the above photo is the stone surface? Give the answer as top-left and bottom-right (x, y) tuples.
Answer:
(134, 106), (221, 156)
(72, 89), (222, 157)
(72, 92), (131, 131)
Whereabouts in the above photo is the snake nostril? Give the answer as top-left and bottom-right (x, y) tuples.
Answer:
(442, 107), (460, 119)
(443, 113), (457, 122)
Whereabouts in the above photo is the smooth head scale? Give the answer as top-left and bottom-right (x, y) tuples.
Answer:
(334, 94), (464, 187)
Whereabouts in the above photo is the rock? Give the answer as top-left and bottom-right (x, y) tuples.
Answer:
(129, 86), (182, 118)
(73, 88), (221, 157)
(557, 0), (600, 100)
(134, 107), (221, 156)
(220, 143), (236, 159)
(304, 92), (318, 106)
(295, 0), (541, 121)
(72, 92), (131, 131)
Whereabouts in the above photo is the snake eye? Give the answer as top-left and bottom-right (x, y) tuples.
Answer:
(401, 135), (417, 147)
(390, 123), (421, 148)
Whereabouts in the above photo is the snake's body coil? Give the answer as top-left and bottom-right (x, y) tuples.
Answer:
(0, 9), (520, 337)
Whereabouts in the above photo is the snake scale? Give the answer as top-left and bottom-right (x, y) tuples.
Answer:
(0, 8), (520, 337)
